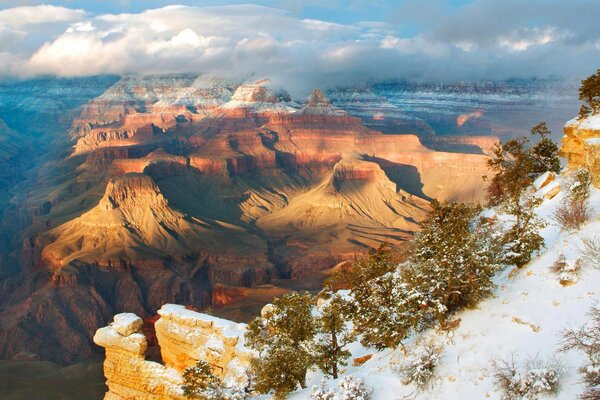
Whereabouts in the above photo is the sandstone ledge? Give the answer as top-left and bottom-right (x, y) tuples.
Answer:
(94, 307), (252, 400)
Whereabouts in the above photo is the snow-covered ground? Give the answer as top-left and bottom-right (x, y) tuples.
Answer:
(287, 175), (600, 400)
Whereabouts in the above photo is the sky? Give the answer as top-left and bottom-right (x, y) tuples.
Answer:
(0, 0), (598, 90)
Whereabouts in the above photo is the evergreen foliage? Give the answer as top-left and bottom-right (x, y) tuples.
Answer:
(347, 244), (421, 349)
(579, 69), (600, 114)
(314, 291), (354, 379)
(181, 360), (225, 400)
(245, 292), (316, 397)
(404, 201), (504, 320)
(487, 122), (560, 205)
(501, 193), (546, 267)
(486, 123), (558, 267)
(579, 104), (592, 119)
(348, 202), (504, 349)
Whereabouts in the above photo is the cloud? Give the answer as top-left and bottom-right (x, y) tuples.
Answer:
(0, 5), (85, 26)
(0, 1), (598, 93)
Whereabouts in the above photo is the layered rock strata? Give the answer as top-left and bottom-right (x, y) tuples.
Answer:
(562, 114), (600, 187)
(94, 306), (251, 400)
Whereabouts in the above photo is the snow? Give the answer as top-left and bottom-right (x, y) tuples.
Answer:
(111, 312), (143, 336)
(567, 114), (600, 131)
(158, 304), (247, 339)
(585, 138), (600, 145)
(219, 100), (298, 114)
(580, 114), (600, 130)
(285, 174), (600, 400)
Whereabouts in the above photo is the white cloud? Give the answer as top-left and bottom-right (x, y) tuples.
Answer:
(498, 27), (565, 52)
(0, 5), (85, 27)
(0, 2), (597, 86)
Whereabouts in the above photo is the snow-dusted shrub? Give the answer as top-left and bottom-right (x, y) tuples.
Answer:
(555, 168), (592, 231)
(492, 355), (563, 400)
(337, 376), (372, 400)
(309, 380), (335, 400)
(182, 360), (227, 400)
(581, 236), (600, 270)
(561, 306), (600, 400)
(396, 344), (441, 389)
(550, 254), (581, 285)
(309, 377), (372, 400)
(554, 197), (592, 231)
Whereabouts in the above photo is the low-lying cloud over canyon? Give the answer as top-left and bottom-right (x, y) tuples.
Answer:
(0, 1), (599, 92)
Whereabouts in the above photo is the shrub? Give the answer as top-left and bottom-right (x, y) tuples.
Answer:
(492, 355), (563, 400)
(396, 344), (442, 389)
(502, 194), (546, 268)
(182, 360), (227, 400)
(581, 236), (600, 270)
(561, 306), (600, 400)
(554, 197), (592, 231)
(337, 376), (372, 400)
(555, 168), (592, 231)
(309, 377), (372, 400)
(550, 254), (581, 285)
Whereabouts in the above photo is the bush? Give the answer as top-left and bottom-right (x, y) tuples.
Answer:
(555, 168), (592, 231)
(555, 197), (592, 231)
(309, 380), (335, 400)
(337, 376), (372, 400)
(581, 236), (600, 270)
(550, 254), (581, 285)
(309, 376), (372, 400)
(561, 306), (600, 400)
(396, 344), (442, 389)
(492, 355), (563, 400)
(182, 360), (227, 400)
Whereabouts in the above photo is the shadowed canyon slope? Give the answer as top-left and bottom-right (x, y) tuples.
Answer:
(0, 76), (497, 364)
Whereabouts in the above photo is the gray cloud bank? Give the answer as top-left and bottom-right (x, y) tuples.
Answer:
(0, 1), (599, 93)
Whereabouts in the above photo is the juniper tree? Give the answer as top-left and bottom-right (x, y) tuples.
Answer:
(501, 193), (545, 267)
(182, 360), (225, 400)
(529, 122), (561, 174)
(346, 244), (422, 349)
(580, 69), (600, 114)
(313, 291), (354, 379)
(403, 201), (504, 322)
(487, 122), (560, 205)
(245, 292), (316, 397)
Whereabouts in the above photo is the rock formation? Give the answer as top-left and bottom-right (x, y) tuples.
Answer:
(94, 306), (252, 400)
(562, 114), (600, 187)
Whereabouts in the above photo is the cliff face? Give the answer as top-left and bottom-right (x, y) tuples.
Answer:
(561, 114), (600, 187)
(94, 306), (252, 400)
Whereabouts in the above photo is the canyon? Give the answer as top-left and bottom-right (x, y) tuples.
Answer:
(93, 104), (600, 400)
(0, 75), (579, 370)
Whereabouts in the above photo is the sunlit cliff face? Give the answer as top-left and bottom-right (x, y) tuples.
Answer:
(457, 110), (484, 127)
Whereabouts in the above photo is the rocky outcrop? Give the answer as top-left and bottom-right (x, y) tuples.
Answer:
(94, 313), (186, 400)
(94, 307), (251, 400)
(562, 114), (600, 187)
